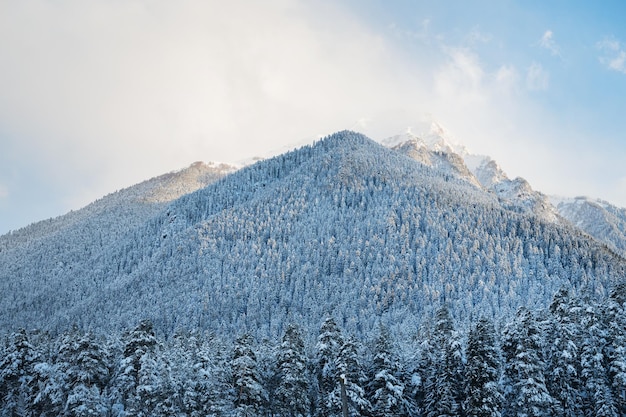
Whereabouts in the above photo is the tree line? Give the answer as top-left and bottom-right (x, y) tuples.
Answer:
(1, 284), (625, 417)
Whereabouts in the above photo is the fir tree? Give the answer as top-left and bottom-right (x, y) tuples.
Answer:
(367, 325), (408, 417)
(502, 307), (556, 417)
(232, 333), (266, 417)
(315, 317), (344, 417)
(464, 317), (502, 417)
(545, 288), (583, 417)
(337, 336), (371, 416)
(275, 324), (310, 417)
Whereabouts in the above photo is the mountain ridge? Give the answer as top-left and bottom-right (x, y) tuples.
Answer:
(1, 131), (624, 341)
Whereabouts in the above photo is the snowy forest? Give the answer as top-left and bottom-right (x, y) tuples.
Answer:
(2, 131), (626, 416)
(1, 285), (625, 416)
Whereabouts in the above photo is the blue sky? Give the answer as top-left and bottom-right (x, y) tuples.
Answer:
(1, 0), (626, 234)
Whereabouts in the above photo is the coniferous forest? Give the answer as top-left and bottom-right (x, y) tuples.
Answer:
(1, 285), (625, 416)
(2, 132), (626, 416)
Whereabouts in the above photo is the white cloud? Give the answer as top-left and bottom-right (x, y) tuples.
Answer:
(434, 47), (486, 104)
(539, 30), (560, 56)
(597, 37), (626, 74)
(0, 184), (8, 199)
(0, 0), (428, 209)
(526, 62), (549, 90)
(495, 64), (520, 94)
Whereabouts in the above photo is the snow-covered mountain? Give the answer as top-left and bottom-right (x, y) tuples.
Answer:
(380, 121), (626, 257)
(381, 122), (560, 223)
(0, 161), (236, 251)
(1, 131), (623, 341)
(551, 195), (626, 257)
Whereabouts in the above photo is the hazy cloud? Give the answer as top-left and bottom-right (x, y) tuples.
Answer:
(597, 37), (626, 73)
(0, 0), (428, 214)
(539, 30), (561, 56)
(526, 62), (549, 90)
(434, 47), (486, 103)
(0, 184), (8, 199)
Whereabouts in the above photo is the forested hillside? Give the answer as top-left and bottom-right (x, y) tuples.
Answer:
(1, 286), (624, 416)
(1, 132), (624, 342)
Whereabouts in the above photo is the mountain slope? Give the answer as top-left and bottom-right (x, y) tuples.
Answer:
(383, 125), (560, 223)
(552, 196), (626, 257)
(1, 132), (624, 340)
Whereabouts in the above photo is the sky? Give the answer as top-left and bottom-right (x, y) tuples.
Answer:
(2, 0), (626, 234)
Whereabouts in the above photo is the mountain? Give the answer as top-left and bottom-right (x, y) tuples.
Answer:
(382, 122), (560, 223)
(0, 161), (235, 249)
(551, 195), (626, 257)
(1, 131), (624, 341)
(381, 121), (626, 259)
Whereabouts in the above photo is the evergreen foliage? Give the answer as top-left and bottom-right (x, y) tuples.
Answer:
(464, 317), (503, 417)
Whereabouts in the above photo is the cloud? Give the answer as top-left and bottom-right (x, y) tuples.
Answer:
(0, 0), (429, 212)
(526, 62), (549, 90)
(0, 184), (8, 199)
(434, 47), (486, 104)
(597, 37), (626, 73)
(539, 30), (560, 56)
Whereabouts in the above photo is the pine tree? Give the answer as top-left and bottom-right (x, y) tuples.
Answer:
(57, 329), (111, 416)
(502, 307), (555, 417)
(464, 317), (503, 417)
(114, 319), (160, 417)
(275, 324), (310, 417)
(367, 325), (407, 417)
(232, 333), (266, 417)
(424, 306), (464, 417)
(0, 329), (39, 417)
(315, 317), (344, 417)
(337, 336), (371, 416)
(545, 288), (582, 417)
(195, 336), (234, 417)
(580, 301), (618, 417)
(605, 284), (626, 413)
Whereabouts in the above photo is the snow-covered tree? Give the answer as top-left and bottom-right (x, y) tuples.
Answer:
(315, 317), (344, 417)
(424, 306), (464, 417)
(502, 307), (555, 417)
(232, 333), (266, 417)
(545, 288), (582, 417)
(605, 283), (626, 413)
(367, 325), (408, 417)
(0, 329), (38, 416)
(580, 301), (618, 417)
(337, 335), (371, 416)
(56, 329), (111, 416)
(275, 324), (310, 417)
(464, 317), (502, 417)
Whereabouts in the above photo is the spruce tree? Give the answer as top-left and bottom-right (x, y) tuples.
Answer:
(337, 336), (371, 416)
(580, 301), (618, 417)
(545, 288), (582, 417)
(232, 333), (266, 417)
(367, 325), (407, 417)
(424, 306), (464, 417)
(276, 324), (310, 417)
(464, 317), (502, 417)
(502, 307), (555, 417)
(605, 284), (626, 413)
(315, 317), (344, 417)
